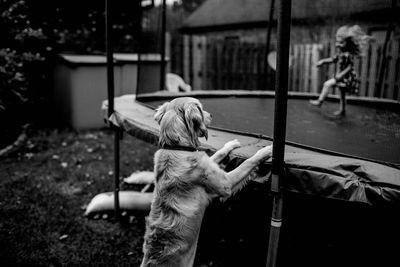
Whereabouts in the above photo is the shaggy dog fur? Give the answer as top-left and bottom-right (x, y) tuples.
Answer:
(140, 97), (272, 267)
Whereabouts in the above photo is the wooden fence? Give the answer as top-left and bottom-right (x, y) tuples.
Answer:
(170, 35), (400, 101)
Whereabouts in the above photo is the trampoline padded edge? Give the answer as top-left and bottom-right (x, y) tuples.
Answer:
(103, 96), (400, 207)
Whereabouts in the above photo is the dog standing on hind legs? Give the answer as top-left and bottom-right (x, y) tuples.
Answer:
(140, 97), (272, 267)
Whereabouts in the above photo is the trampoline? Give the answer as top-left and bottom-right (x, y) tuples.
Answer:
(99, 0), (400, 266)
(104, 91), (400, 207)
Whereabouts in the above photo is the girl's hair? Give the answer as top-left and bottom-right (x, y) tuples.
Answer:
(336, 25), (372, 56)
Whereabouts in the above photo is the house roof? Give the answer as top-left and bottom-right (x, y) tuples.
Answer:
(181, 0), (392, 32)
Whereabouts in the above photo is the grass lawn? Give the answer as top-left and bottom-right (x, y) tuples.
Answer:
(0, 128), (157, 266)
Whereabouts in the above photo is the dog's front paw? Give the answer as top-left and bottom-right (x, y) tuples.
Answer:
(255, 145), (273, 161)
(224, 139), (241, 151)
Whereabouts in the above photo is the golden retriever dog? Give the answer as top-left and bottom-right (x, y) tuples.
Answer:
(140, 97), (272, 267)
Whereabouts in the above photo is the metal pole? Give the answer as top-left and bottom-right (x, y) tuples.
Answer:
(160, 0), (167, 91)
(265, 0), (275, 89)
(113, 127), (121, 220)
(136, 4), (143, 96)
(105, 0), (120, 220)
(266, 0), (291, 266)
(106, 0), (114, 117)
(376, 0), (396, 97)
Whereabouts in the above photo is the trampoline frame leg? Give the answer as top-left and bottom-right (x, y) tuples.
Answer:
(113, 126), (121, 220)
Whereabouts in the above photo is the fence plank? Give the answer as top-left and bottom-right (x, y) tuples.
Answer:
(240, 44), (247, 89)
(303, 44), (309, 92)
(297, 44), (305, 92)
(183, 35), (191, 86)
(292, 45), (300, 92)
(359, 44), (370, 97)
(298, 45), (305, 92)
(394, 41), (400, 100)
(353, 54), (361, 96)
(303, 44), (310, 92)
(302, 44), (309, 92)
(310, 44), (321, 93)
(327, 41), (337, 95)
(317, 43), (327, 93)
(251, 45), (258, 90)
(379, 42), (390, 98)
(244, 44), (250, 89)
(200, 36), (207, 90)
(259, 46), (268, 90)
(231, 42), (237, 89)
(241, 44), (247, 89)
(384, 40), (399, 99)
(191, 36), (202, 90)
(232, 43), (239, 89)
(322, 43), (332, 89)
(222, 42), (228, 89)
(255, 46), (262, 90)
(216, 41), (223, 89)
(205, 38), (213, 90)
(367, 44), (379, 97)
(165, 32), (171, 75)
(208, 40), (215, 89)
(288, 46), (293, 91)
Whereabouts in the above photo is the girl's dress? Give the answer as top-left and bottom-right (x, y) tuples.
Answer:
(333, 52), (360, 95)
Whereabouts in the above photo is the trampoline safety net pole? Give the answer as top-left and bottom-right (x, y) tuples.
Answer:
(265, 0), (275, 89)
(266, 0), (291, 266)
(160, 0), (167, 91)
(105, 0), (121, 220)
(376, 0), (396, 97)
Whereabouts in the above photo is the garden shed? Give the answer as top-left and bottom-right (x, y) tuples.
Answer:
(53, 53), (168, 129)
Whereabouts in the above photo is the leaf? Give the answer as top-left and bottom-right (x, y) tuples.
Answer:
(11, 89), (27, 102)
(59, 234), (68, 241)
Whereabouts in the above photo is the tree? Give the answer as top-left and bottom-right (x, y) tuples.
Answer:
(0, 0), (144, 129)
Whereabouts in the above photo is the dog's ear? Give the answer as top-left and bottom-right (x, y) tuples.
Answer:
(154, 102), (169, 124)
(184, 103), (208, 140)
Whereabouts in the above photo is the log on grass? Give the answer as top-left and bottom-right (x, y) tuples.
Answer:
(85, 191), (153, 215)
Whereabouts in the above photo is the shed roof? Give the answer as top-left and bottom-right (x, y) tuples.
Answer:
(58, 53), (169, 66)
(181, 0), (392, 32)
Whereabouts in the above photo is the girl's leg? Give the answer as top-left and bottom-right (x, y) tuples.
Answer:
(333, 88), (346, 116)
(310, 78), (336, 106)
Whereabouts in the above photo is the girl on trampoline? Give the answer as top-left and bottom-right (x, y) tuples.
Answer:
(310, 25), (370, 116)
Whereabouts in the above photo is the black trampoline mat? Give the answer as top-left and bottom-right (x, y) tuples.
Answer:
(144, 96), (400, 164)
